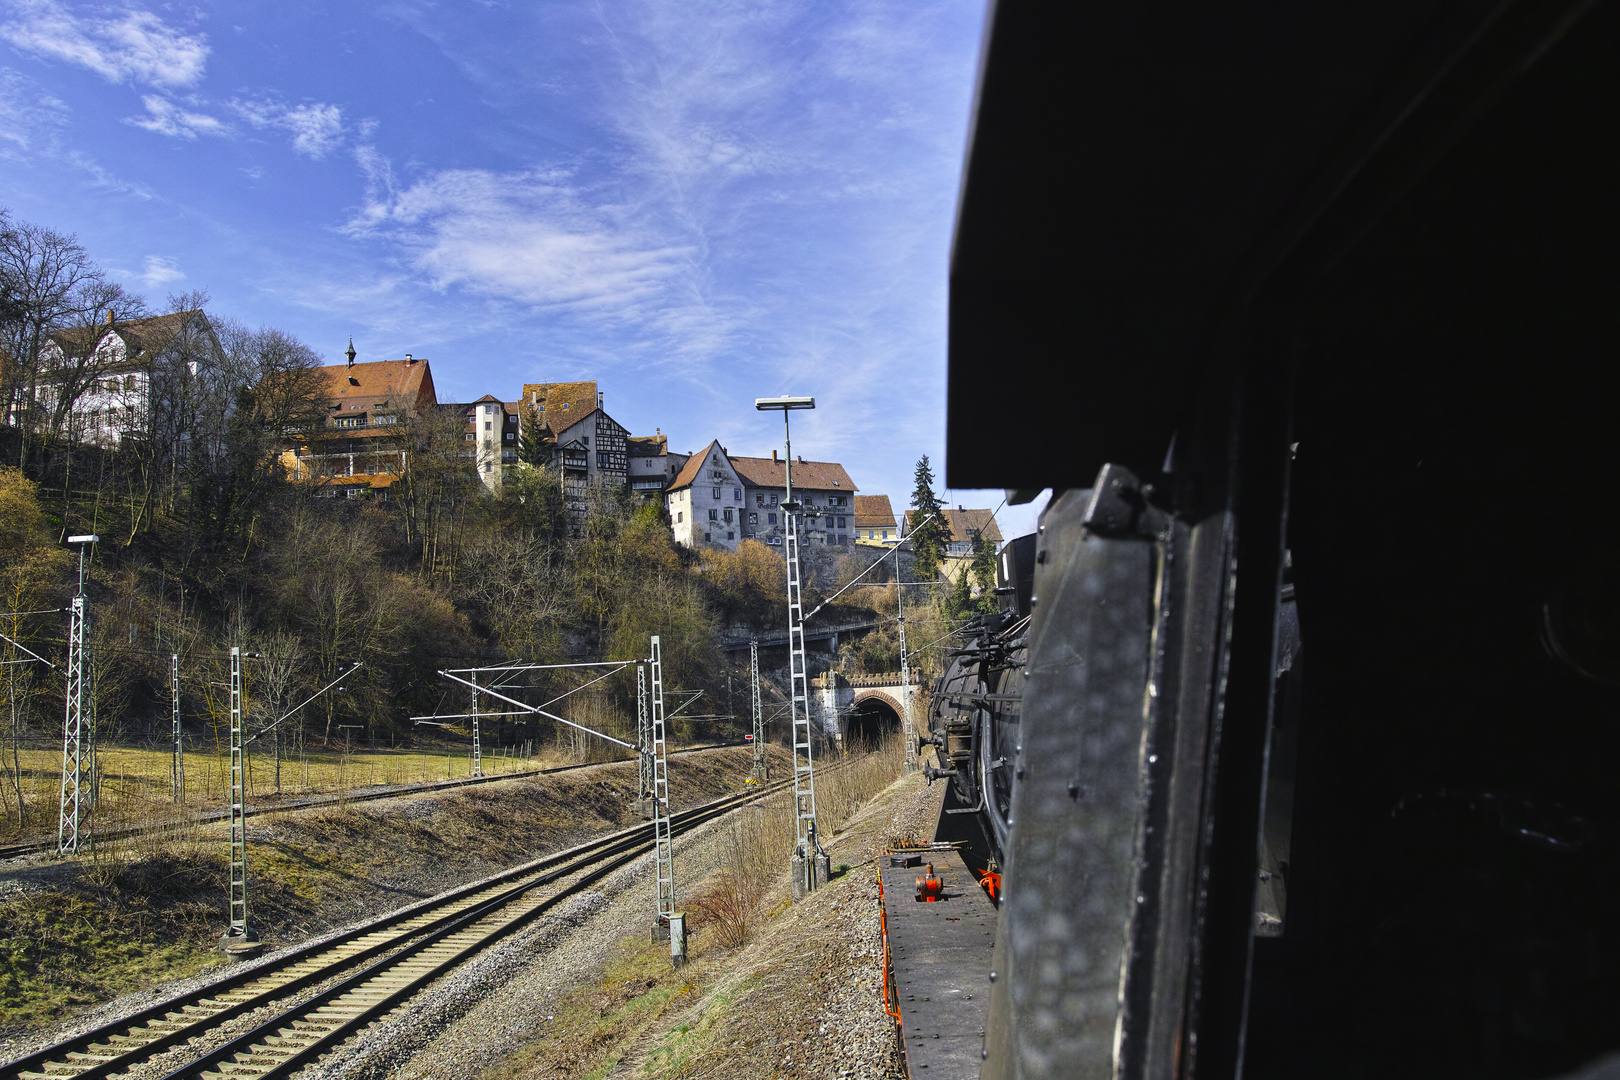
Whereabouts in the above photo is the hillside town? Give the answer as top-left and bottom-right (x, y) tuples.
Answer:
(10, 306), (1001, 559)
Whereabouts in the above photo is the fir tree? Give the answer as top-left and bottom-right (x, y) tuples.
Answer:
(908, 454), (946, 585)
(969, 530), (998, 611)
(518, 403), (552, 466)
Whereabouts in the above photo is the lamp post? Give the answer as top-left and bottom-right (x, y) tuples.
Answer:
(753, 394), (828, 897)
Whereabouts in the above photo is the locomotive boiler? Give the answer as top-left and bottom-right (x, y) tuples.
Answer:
(944, 2), (1620, 1079)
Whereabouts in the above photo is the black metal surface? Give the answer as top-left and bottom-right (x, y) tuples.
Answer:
(880, 849), (995, 1079)
(982, 486), (1157, 1079)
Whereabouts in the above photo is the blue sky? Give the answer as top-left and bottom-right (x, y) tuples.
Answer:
(1, 0), (1043, 538)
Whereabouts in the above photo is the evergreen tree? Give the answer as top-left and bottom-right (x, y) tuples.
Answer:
(908, 454), (946, 584)
(969, 530), (998, 610)
(518, 403), (552, 466)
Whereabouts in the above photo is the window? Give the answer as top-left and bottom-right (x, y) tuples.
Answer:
(709, 509), (719, 521)
(712, 487), (721, 499)
(838, 517), (847, 528)
(723, 508), (733, 523)
(677, 511), (683, 523)
(768, 513), (777, 525)
(705, 532), (712, 542)
(485, 421), (493, 431)
(756, 494), (765, 506)
(505, 432), (515, 441)
(838, 534), (846, 545)
(734, 488), (741, 500)
(748, 512), (758, 525)
(770, 494), (778, 506)
(728, 531), (735, 540)
(124, 375), (136, 391)
(465, 433), (476, 441)
(883, 530), (890, 539)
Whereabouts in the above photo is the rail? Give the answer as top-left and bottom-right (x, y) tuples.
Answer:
(0, 763), (839, 1080)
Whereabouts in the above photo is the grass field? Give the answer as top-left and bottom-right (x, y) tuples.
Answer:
(0, 739), (586, 843)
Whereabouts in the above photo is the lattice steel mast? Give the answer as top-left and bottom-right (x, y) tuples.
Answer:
(637, 663), (654, 816)
(649, 636), (674, 928)
(171, 653), (184, 801)
(756, 395), (824, 897)
(57, 535), (96, 855)
(750, 639), (766, 781)
(470, 670), (483, 778)
(898, 604), (917, 772)
(227, 646), (251, 944)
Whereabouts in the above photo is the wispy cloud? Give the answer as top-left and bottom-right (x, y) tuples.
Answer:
(0, 65), (69, 156)
(126, 93), (225, 138)
(344, 154), (695, 312)
(0, 0), (209, 89)
(231, 97), (345, 158)
(137, 254), (184, 285)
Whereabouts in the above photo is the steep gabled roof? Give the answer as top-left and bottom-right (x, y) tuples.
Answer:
(667, 440), (729, 492)
(48, 310), (204, 367)
(853, 494), (897, 529)
(942, 507), (1004, 546)
(727, 456), (857, 493)
(520, 380), (599, 436)
(316, 357), (435, 411)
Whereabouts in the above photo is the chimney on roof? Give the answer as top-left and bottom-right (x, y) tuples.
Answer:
(598, 391), (603, 408)
(772, 449), (778, 462)
(106, 309), (114, 325)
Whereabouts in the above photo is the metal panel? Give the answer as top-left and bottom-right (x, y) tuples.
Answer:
(881, 850), (995, 1079)
(982, 487), (1156, 1079)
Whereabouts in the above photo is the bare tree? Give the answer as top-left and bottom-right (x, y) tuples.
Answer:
(0, 219), (133, 472)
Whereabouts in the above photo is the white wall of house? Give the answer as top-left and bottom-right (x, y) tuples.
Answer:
(667, 445), (746, 550)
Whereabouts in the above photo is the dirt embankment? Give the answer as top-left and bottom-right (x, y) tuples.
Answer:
(0, 745), (781, 1040)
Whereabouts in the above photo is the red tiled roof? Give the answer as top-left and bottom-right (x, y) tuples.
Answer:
(520, 380), (599, 436)
(728, 456), (857, 492)
(941, 507), (1004, 546)
(49, 310), (204, 368)
(853, 494), (896, 529)
(315, 357), (435, 411)
(667, 440), (723, 491)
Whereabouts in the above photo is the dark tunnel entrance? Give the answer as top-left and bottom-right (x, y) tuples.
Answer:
(846, 696), (901, 747)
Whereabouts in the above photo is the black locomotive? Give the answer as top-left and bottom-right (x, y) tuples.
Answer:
(944, 3), (1620, 1079)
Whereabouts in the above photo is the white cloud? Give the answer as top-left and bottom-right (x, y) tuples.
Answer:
(126, 93), (224, 138)
(0, 1), (209, 89)
(231, 97), (344, 158)
(0, 65), (69, 156)
(345, 158), (695, 312)
(138, 254), (184, 286)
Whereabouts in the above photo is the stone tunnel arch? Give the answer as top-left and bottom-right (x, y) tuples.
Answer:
(847, 688), (905, 746)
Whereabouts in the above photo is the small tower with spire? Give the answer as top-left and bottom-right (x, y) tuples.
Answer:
(345, 337), (357, 370)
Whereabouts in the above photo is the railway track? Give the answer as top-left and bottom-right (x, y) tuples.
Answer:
(0, 741), (750, 862)
(1, 772), (803, 1080)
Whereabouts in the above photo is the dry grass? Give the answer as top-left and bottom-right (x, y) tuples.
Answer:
(0, 741), (559, 844)
(684, 732), (906, 949)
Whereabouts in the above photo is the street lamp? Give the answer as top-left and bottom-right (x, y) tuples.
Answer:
(754, 394), (828, 896)
(754, 396), (815, 512)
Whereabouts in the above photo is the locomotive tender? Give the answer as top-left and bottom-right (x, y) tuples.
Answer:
(942, 2), (1620, 1078)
